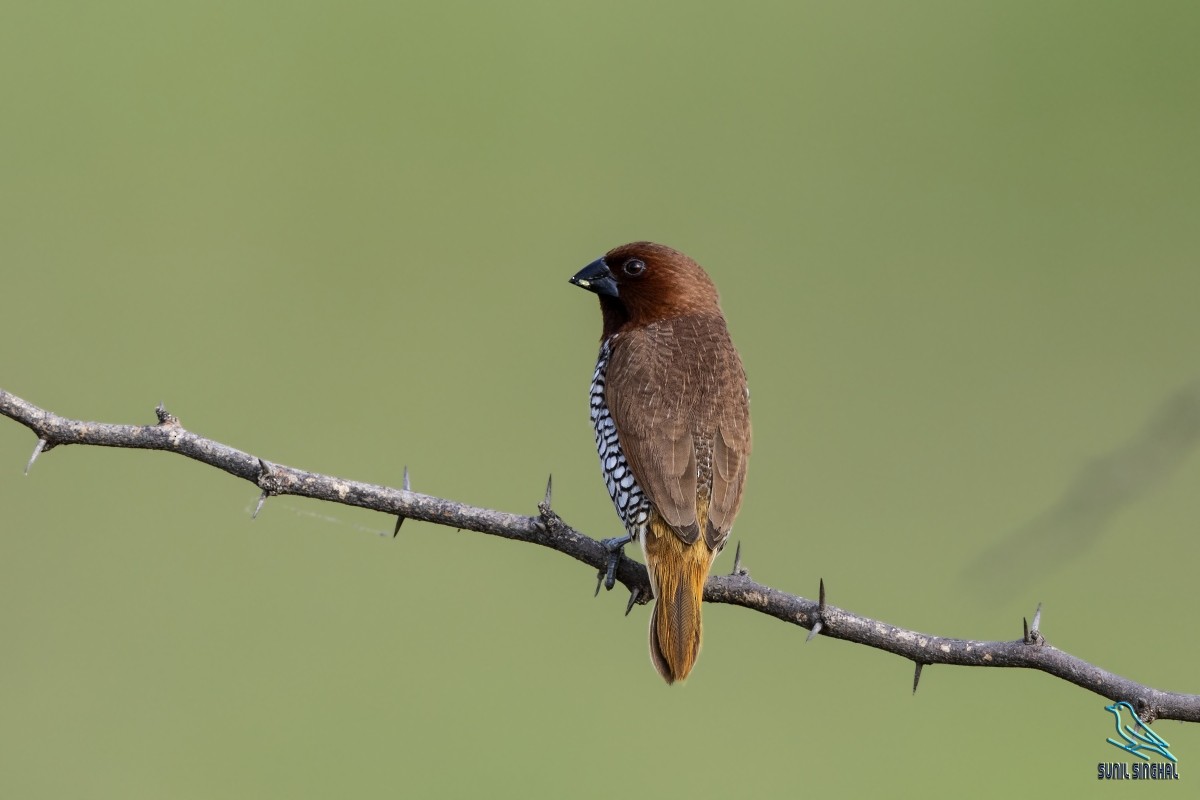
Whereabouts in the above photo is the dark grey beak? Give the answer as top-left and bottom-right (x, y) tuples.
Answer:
(569, 258), (619, 298)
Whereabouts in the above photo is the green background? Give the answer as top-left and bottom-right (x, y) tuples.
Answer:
(3, 2), (1198, 797)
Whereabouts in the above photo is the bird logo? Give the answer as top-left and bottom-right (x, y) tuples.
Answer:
(571, 242), (751, 683)
(1105, 701), (1176, 762)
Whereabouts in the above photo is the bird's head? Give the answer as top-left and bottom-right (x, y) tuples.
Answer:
(569, 242), (720, 337)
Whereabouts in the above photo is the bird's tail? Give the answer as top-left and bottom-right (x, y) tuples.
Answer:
(644, 515), (712, 684)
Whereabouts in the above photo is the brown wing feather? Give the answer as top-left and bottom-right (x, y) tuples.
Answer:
(706, 409), (750, 550)
(606, 313), (750, 549)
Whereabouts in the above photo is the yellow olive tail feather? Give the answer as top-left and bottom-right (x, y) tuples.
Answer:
(644, 515), (711, 684)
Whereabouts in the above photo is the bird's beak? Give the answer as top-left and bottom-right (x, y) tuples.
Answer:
(569, 258), (619, 298)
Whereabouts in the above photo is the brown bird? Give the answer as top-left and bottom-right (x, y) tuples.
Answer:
(570, 242), (751, 683)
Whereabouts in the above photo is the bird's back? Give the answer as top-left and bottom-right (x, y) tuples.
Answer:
(603, 312), (751, 552)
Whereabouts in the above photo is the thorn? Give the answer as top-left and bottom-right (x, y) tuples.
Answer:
(543, 474), (553, 509)
(1024, 602), (1046, 645)
(25, 438), (47, 475)
(1023, 616), (1029, 641)
(625, 586), (641, 616)
(730, 540), (742, 575)
(253, 459), (276, 518)
(393, 466), (410, 537)
(807, 578), (827, 642)
(912, 662), (925, 695)
(154, 402), (178, 425)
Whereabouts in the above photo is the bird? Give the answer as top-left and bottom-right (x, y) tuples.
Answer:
(570, 242), (751, 683)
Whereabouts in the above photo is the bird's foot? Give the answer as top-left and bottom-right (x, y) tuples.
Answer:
(594, 533), (633, 595)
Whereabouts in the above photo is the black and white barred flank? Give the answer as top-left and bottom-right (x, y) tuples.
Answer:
(590, 339), (651, 537)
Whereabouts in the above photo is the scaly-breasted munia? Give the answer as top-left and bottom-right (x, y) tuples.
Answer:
(570, 242), (751, 683)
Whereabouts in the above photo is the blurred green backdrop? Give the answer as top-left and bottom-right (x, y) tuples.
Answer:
(3, 2), (1199, 797)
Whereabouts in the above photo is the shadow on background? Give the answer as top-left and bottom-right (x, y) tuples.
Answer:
(964, 378), (1200, 599)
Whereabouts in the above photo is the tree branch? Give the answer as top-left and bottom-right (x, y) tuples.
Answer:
(3, 387), (1198, 724)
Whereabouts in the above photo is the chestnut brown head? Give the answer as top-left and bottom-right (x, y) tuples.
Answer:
(570, 242), (721, 337)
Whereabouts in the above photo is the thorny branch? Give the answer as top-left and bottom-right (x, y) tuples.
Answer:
(3, 387), (1198, 724)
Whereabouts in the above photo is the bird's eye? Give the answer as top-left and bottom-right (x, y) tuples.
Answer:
(623, 259), (646, 276)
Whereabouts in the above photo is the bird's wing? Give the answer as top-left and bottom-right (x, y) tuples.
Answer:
(707, 401), (751, 550)
(606, 315), (750, 549)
